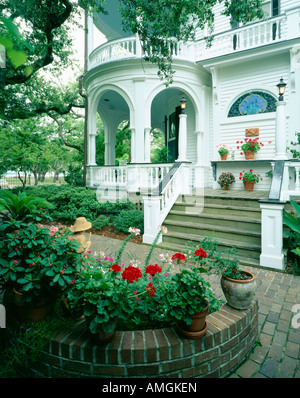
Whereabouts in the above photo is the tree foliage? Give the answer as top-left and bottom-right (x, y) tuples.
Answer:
(1, 0), (265, 91)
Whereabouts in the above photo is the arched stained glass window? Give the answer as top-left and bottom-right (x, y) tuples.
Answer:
(228, 91), (277, 117)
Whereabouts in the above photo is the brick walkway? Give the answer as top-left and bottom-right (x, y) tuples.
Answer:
(90, 233), (300, 378)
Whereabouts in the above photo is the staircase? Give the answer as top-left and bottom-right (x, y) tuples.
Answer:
(158, 189), (269, 268)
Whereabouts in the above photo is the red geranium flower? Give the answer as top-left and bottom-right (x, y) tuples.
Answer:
(122, 265), (142, 283)
(145, 282), (156, 297)
(194, 248), (207, 259)
(109, 263), (122, 273)
(171, 252), (186, 261)
(146, 264), (162, 276)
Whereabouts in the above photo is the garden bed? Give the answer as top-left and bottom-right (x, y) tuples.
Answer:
(4, 300), (259, 378)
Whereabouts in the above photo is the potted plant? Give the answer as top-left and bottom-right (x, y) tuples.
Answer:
(217, 172), (236, 190)
(239, 169), (262, 191)
(161, 249), (220, 339)
(66, 259), (125, 344)
(0, 221), (84, 322)
(237, 138), (264, 160)
(187, 237), (257, 310)
(217, 145), (230, 160)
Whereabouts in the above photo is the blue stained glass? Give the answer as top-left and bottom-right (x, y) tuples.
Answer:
(239, 94), (267, 115)
(228, 91), (277, 117)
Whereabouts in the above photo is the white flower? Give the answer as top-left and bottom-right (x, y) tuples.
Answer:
(128, 227), (140, 236)
(160, 225), (168, 234)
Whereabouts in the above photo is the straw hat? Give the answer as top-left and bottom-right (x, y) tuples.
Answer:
(70, 217), (92, 232)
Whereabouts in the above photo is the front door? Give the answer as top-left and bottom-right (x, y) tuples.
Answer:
(168, 106), (181, 162)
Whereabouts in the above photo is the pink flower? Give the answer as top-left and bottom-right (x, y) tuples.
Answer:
(49, 226), (59, 236)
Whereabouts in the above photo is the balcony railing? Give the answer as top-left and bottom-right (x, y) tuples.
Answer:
(88, 12), (294, 70)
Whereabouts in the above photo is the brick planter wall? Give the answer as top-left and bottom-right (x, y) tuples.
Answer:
(14, 300), (259, 378)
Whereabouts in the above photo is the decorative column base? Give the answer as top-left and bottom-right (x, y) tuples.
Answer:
(142, 195), (162, 245)
(259, 202), (285, 270)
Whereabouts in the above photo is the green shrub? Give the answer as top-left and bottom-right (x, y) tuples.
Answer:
(65, 164), (85, 186)
(112, 210), (144, 234)
(93, 215), (110, 231)
(10, 185), (135, 223)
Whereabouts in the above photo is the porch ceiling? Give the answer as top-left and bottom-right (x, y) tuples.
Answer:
(93, 0), (129, 41)
(97, 87), (185, 129)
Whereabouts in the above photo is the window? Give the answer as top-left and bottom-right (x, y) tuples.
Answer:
(228, 91), (277, 117)
(272, 0), (279, 16)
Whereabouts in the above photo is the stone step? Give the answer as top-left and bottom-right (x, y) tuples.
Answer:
(167, 210), (261, 231)
(161, 230), (261, 260)
(163, 219), (261, 245)
(157, 238), (261, 268)
(177, 194), (263, 209)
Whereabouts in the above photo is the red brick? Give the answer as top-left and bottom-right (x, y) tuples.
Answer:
(163, 328), (182, 359)
(121, 331), (133, 363)
(206, 322), (222, 345)
(93, 364), (126, 377)
(127, 363), (159, 377)
(144, 329), (158, 362)
(182, 362), (209, 377)
(161, 357), (192, 373)
(220, 355), (239, 376)
(106, 331), (123, 364)
(154, 329), (170, 360)
(133, 330), (145, 363)
(194, 346), (219, 365)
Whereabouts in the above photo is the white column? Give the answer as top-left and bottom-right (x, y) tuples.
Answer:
(176, 113), (187, 162)
(87, 14), (94, 70)
(87, 133), (97, 166)
(195, 130), (204, 165)
(144, 127), (151, 163)
(260, 202), (285, 270)
(133, 78), (145, 163)
(130, 128), (136, 163)
(142, 195), (162, 245)
(87, 100), (97, 166)
(275, 100), (288, 160)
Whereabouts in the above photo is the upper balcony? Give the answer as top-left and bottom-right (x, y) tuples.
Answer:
(89, 8), (300, 71)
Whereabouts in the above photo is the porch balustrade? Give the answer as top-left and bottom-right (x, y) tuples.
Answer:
(87, 163), (173, 192)
(88, 13), (291, 70)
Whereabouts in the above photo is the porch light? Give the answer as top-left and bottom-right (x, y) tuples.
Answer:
(276, 77), (287, 101)
(180, 96), (187, 113)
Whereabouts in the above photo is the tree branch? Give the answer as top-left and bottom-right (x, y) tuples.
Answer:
(49, 113), (83, 153)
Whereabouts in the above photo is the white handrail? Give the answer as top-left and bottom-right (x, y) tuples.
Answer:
(87, 163), (173, 191)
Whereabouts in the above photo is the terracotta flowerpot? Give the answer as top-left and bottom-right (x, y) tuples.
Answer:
(221, 271), (256, 310)
(244, 180), (255, 191)
(223, 184), (231, 190)
(13, 289), (56, 323)
(176, 305), (208, 339)
(220, 153), (228, 161)
(244, 150), (255, 160)
(90, 317), (118, 345)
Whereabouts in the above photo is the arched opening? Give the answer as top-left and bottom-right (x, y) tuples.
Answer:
(150, 128), (170, 163)
(95, 89), (130, 165)
(150, 87), (196, 163)
(96, 118), (131, 165)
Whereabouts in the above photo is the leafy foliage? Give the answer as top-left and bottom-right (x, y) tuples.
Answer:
(11, 185), (134, 223)
(0, 190), (54, 224)
(112, 209), (144, 234)
(0, 222), (83, 304)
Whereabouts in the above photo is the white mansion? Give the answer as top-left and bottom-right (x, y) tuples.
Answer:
(83, 0), (300, 270)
